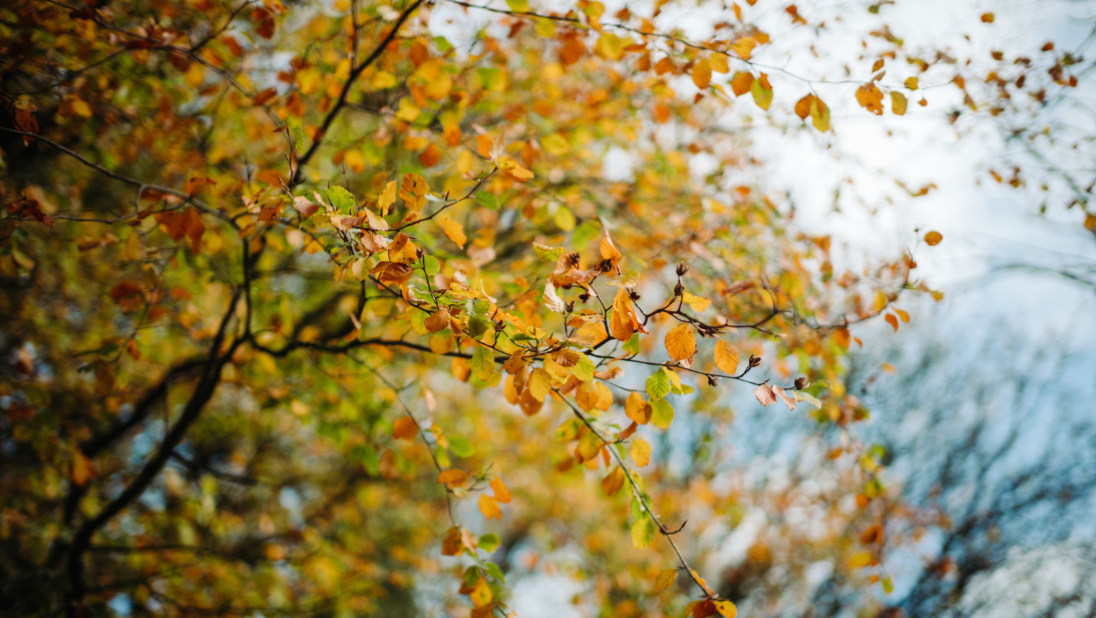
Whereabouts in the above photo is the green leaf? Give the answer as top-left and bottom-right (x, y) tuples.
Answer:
(463, 565), (479, 587)
(477, 67), (506, 91)
(478, 534), (501, 554)
(557, 418), (581, 441)
(449, 436), (475, 458)
(750, 76), (773, 110)
(631, 515), (657, 549)
(485, 561), (506, 583)
(327, 186), (355, 214)
(423, 255), (441, 277)
(650, 398), (675, 429)
(505, 0), (530, 11)
(533, 243), (566, 263)
(646, 369), (672, 400)
(572, 220), (600, 251)
(471, 345), (495, 382)
(475, 190), (500, 211)
(467, 316), (490, 339)
(353, 445), (379, 476)
(571, 353), (596, 382)
(433, 36), (453, 53)
(624, 332), (640, 355)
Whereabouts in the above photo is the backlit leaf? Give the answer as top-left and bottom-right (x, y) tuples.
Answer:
(714, 340), (740, 375)
(631, 438), (652, 467)
(665, 323), (697, 361)
(478, 493), (502, 520)
(631, 515), (657, 549)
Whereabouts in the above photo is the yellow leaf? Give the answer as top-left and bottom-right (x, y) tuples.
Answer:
(710, 54), (730, 74)
(71, 98), (92, 118)
(810, 96), (831, 132)
(478, 493), (502, 520)
(731, 36), (757, 60)
(654, 568), (677, 592)
(528, 368), (552, 401)
(542, 133), (569, 155)
(379, 180), (397, 215)
(469, 576), (493, 607)
(625, 391), (652, 425)
(692, 58), (712, 89)
(924, 230), (943, 246)
(439, 217), (467, 248)
(891, 91), (908, 116)
(344, 149), (365, 173)
(393, 416), (418, 439)
(849, 551), (874, 569)
(396, 97), (420, 122)
(124, 232), (141, 261)
(665, 323), (696, 361)
(713, 340), (739, 374)
(630, 438), (651, 467)
(601, 466), (625, 495)
(714, 600), (738, 618)
(905, 76), (920, 90)
(185, 62), (205, 87)
(681, 290), (710, 312)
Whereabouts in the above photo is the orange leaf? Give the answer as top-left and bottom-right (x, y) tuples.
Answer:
(855, 83), (885, 115)
(625, 391), (652, 425)
(885, 313), (899, 332)
(393, 416), (418, 439)
(490, 476), (512, 503)
(439, 217), (467, 248)
(601, 466), (626, 495)
(441, 526), (463, 556)
(665, 323), (696, 361)
(713, 340), (739, 374)
(438, 468), (469, 488)
(478, 493), (502, 520)
(834, 327), (850, 350)
(731, 72), (754, 96)
(924, 231), (943, 246)
(692, 58), (712, 89)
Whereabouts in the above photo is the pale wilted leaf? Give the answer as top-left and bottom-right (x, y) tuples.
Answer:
(754, 384), (777, 406)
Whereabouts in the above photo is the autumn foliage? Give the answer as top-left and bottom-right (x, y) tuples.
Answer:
(0, 0), (1086, 616)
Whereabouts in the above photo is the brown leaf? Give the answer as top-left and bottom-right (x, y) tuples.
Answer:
(772, 385), (796, 411)
(754, 383), (777, 406)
